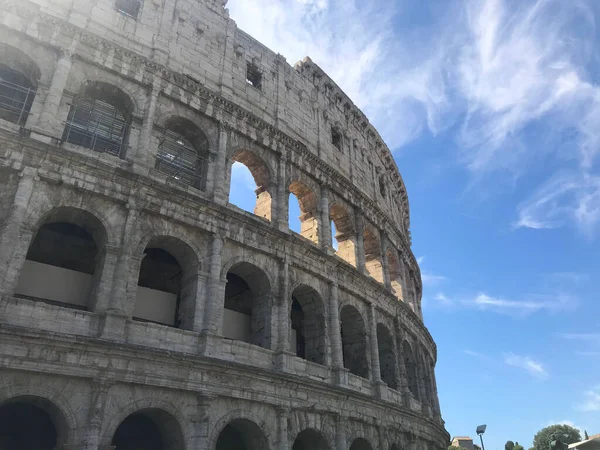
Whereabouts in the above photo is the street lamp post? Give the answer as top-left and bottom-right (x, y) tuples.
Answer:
(477, 425), (487, 450)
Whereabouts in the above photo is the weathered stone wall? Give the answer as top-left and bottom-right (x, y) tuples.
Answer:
(0, 0), (447, 449)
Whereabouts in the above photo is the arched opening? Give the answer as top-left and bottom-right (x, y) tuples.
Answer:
(390, 445), (401, 450)
(292, 429), (329, 450)
(290, 285), (326, 364)
(155, 117), (210, 190)
(223, 262), (272, 349)
(288, 181), (319, 244)
(363, 227), (383, 283)
(63, 81), (134, 157)
(215, 418), (269, 450)
(0, 44), (39, 126)
(0, 401), (59, 450)
(340, 305), (368, 378)
(15, 207), (107, 310)
(111, 409), (184, 450)
(330, 203), (356, 266)
(377, 323), (397, 389)
(134, 236), (198, 329)
(403, 341), (419, 400)
(387, 250), (404, 300)
(350, 438), (374, 450)
(229, 150), (272, 221)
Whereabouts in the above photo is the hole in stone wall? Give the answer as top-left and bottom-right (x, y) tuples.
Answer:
(340, 305), (368, 378)
(292, 429), (329, 450)
(290, 285), (326, 364)
(350, 438), (374, 450)
(331, 128), (342, 151)
(215, 419), (268, 450)
(403, 340), (419, 400)
(377, 323), (397, 389)
(115, 0), (142, 19)
(289, 181), (319, 244)
(330, 204), (356, 266)
(246, 62), (262, 90)
(229, 151), (272, 221)
(288, 192), (302, 235)
(0, 402), (58, 450)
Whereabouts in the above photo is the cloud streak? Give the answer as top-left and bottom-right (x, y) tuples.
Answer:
(504, 352), (549, 380)
(469, 292), (577, 316)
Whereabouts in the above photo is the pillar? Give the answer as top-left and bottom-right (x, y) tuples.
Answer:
(84, 379), (111, 450)
(391, 324), (402, 394)
(32, 51), (72, 138)
(277, 259), (290, 353)
(429, 359), (442, 419)
(109, 206), (139, 311)
(276, 154), (288, 231)
(203, 233), (224, 334)
(320, 186), (332, 250)
(369, 304), (382, 387)
(394, 318), (412, 407)
(135, 78), (160, 163)
(381, 233), (391, 290)
(277, 407), (290, 450)
(355, 212), (366, 274)
(213, 124), (229, 205)
(329, 281), (347, 385)
(191, 395), (214, 450)
(0, 167), (36, 296)
(335, 415), (347, 450)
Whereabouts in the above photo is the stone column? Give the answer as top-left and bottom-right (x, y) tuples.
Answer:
(335, 415), (348, 450)
(354, 212), (366, 275)
(394, 318), (412, 408)
(380, 232), (391, 290)
(109, 206), (139, 310)
(320, 186), (332, 250)
(203, 233), (224, 334)
(84, 379), (111, 450)
(277, 407), (290, 450)
(276, 154), (288, 231)
(369, 304), (381, 383)
(32, 51), (72, 139)
(192, 272), (210, 333)
(429, 360), (442, 420)
(0, 167), (36, 296)
(391, 324), (403, 395)
(213, 124), (229, 205)
(135, 78), (160, 164)
(277, 259), (290, 353)
(329, 281), (347, 385)
(191, 395), (214, 450)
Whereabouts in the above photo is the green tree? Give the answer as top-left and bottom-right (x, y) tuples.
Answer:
(514, 441), (524, 450)
(532, 424), (582, 450)
(506, 441), (515, 450)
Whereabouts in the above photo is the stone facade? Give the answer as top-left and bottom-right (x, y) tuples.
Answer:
(0, 0), (449, 449)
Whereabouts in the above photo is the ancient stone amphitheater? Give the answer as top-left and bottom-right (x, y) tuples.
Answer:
(0, 0), (448, 449)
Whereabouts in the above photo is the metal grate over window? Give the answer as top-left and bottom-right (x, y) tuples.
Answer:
(115, 0), (142, 18)
(156, 129), (208, 189)
(63, 98), (128, 157)
(0, 68), (36, 126)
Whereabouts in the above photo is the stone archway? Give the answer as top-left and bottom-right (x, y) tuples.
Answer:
(111, 409), (184, 450)
(350, 437), (374, 450)
(292, 428), (330, 450)
(215, 418), (269, 450)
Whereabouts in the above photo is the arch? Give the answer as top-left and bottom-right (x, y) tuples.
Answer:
(0, 43), (39, 125)
(340, 305), (369, 378)
(15, 206), (109, 311)
(330, 203), (356, 267)
(350, 438), (374, 450)
(386, 249), (404, 300)
(402, 340), (419, 400)
(377, 323), (397, 389)
(290, 285), (326, 364)
(110, 408), (185, 450)
(223, 261), (273, 349)
(0, 395), (71, 449)
(363, 226), (383, 283)
(292, 428), (330, 450)
(289, 180), (319, 244)
(134, 236), (199, 329)
(214, 418), (270, 450)
(230, 149), (272, 221)
(63, 81), (135, 158)
(155, 116), (210, 190)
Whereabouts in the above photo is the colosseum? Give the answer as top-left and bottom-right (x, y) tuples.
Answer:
(0, 0), (448, 449)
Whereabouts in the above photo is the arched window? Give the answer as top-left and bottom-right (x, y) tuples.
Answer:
(363, 226), (383, 283)
(330, 203), (356, 266)
(133, 237), (198, 329)
(223, 262), (272, 349)
(111, 409), (184, 450)
(387, 250), (404, 300)
(292, 429), (329, 450)
(403, 340), (419, 400)
(156, 118), (209, 190)
(0, 44), (40, 126)
(340, 305), (368, 378)
(377, 324), (397, 389)
(115, 0), (142, 19)
(15, 207), (108, 311)
(215, 419), (269, 450)
(290, 285), (326, 364)
(229, 150), (272, 221)
(350, 438), (374, 450)
(63, 82), (133, 157)
(288, 181), (319, 244)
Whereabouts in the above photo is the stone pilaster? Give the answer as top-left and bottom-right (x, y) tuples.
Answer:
(381, 233), (391, 290)
(335, 415), (348, 450)
(277, 407), (290, 450)
(213, 124), (229, 205)
(320, 186), (332, 250)
(191, 395), (214, 450)
(394, 318), (412, 407)
(135, 78), (160, 164)
(202, 233), (224, 355)
(0, 167), (36, 297)
(276, 154), (288, 231)
(84, 379), (111, 450)
(277, 259), (290, 353)
(329, 281), (347, 385)
(355, 212), (366, 275)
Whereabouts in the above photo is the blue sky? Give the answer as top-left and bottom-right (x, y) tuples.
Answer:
(227, 0), (600, 448)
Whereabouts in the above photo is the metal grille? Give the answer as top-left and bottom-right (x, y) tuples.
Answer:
(63, 98), (128, 157)
(0, 76), (35, 126)
(156, 130), (207, 188)
(115, 0), (142, 18)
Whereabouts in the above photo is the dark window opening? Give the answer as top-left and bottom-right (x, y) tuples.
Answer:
(332, 128), (342, 151)
(291, 296), (306, 359)
(0, 65), (36, 126)
(224, 273), (253, 315)
(0, 403), (57, 450)
(379, 175), (386, 198)
(116, 0), (142, 18)
(246, 63), (262, 90)
(156, 128), (208, 189)
(112, 413), (163, 450)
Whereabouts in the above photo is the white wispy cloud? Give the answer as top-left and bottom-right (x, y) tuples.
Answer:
(577, 388), (600, 412)
(504, 352), (549, 380)
(421, 273), (447, 286)
(560, 333), (600, 342)
(470, 292), (576, 315)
